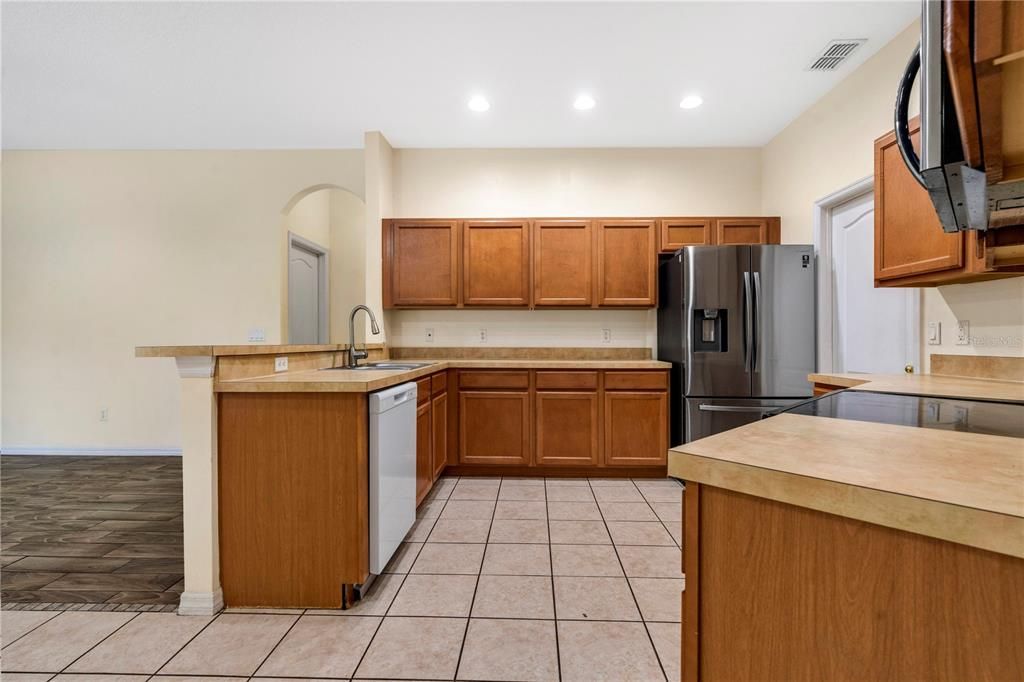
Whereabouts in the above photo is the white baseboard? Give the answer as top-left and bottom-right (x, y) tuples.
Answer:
(0, 446), (182, 457)
(178, 589), (225, 616)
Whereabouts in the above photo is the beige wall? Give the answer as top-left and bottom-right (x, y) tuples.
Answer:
(387, 146), (763, 348)
(760, 21), (1024, 369)
(2, 150), (363, 452)
(329, 190), (368, 344)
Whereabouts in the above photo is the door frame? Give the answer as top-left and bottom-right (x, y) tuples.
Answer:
(287, 232), (330, 344)
(813, 176), (920, 374)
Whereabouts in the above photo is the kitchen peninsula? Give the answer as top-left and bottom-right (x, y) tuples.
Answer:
(669, 367), (1024, 681)
(138, 343), (669, 612)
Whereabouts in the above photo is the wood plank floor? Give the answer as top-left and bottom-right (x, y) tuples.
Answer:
(1, 455), (183, 608)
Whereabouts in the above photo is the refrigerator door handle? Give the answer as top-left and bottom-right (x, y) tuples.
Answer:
(752, 271), (762, 373)
(697, 403), (779, 414)
(742, 271), (753, 373)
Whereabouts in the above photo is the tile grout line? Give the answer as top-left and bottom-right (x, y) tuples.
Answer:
(0, 607), (61, 650)
(55, 610), (142, 675)
(544, 477), (563, 682)
(150, 606), (224, 676)
(450, 476), (499, 680)
(589, 478), (670, 682)
(351, 476), (459, 679)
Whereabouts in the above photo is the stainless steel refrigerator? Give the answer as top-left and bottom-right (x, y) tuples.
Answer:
(657, 245), (816, 445)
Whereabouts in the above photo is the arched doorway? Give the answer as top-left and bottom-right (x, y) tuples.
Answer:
(281, 185), (366, 344)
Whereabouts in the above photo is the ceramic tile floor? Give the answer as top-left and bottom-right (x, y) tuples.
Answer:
(1, 476), (683, 681)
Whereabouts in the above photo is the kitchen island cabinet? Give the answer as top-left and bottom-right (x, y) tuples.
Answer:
(670, 387), (1024, 681)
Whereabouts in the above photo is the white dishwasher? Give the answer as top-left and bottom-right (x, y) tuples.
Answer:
(368, 382), (417, 574)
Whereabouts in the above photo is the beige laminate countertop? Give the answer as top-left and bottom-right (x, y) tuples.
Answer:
(215, 359), (671, 393)
(809, 371), (1024, 402)
(669, 395), (1024, 558)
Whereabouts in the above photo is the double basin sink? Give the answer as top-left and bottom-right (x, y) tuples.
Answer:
(323, 361), (433, 372)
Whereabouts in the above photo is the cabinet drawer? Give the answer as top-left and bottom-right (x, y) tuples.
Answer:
(604, 371), (668, 391)
(535, 371), (599, 390)
(431, 371), (448, 396)
(416, 377), (431, 405)
(458, 370), (530, 390)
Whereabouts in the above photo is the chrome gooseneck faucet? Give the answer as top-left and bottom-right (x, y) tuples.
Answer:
(348, 305), (381, 367)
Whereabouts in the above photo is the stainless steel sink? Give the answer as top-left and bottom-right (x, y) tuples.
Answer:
(324, 362), (433, 372)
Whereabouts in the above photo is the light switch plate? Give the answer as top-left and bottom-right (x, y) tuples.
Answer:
(927, 322), (941, 345)
(248, 327), (266, 342)
(956, 320), (970, 346)
(274, 357), (289, 372)
(425, 328), (435, 343)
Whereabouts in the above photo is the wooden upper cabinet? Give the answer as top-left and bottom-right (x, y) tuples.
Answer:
(386, 220), (460, 307)
(533, 220), (593, 306)
(463, 220), (530, 306)
(659, 218), (713, 253)
(874, 123), (963, 283)
(595, 219), (657, 307)
(715, 218), (772, 245)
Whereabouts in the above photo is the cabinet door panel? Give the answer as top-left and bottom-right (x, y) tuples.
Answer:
(660, 218), (713, 253)
(604, 392), (668, 466)
(714, 218), (769, 245)
(463, 220), (530, 306)
(535, 392), (599, 466)
(432, 392), (448, 480)
(874, 124), (963, 281)
(534, 219), (593, 306)
(458, 391), (531, 465)
(389, 220), (460, 306)
(416, 401), (432, 504)
(596, 219), (657, 307)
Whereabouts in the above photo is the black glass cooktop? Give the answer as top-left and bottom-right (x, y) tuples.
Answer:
(780, 390), (1024, 439)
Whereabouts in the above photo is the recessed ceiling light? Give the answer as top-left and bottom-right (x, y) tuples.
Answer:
(679, 94), (704, 110)
(573, 94), (596, 111)
(467, 95), (490, 112)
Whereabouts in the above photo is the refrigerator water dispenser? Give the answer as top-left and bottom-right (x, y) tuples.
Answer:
(693, 309), (727, 352)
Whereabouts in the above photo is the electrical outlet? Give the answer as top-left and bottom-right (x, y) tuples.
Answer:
(99, 408), (109, 422)
(956, 320), (970, 346)
(274, 357), (289, 372)
(248, 327), (266, 342)
(479, 328), (488, 343)
(425, 328), (435, 343)
(602, 328), (612, 344)
(927, 322), (941, 345)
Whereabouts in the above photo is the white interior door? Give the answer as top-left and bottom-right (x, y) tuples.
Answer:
(288, 240), (322, 344)
(829, 191), (919, 374)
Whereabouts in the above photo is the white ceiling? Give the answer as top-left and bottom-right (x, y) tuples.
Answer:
(1, 1), (919, 149)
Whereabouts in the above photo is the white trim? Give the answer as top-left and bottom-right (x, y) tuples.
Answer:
(1, 446), (182, 456)
(813, 176), (921, 374)
(175, 356), (216, 379)
(287, 231), (330, 345)
(178, 589), (224, 616)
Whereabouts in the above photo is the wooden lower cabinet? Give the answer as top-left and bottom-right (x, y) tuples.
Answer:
(454, 369), (669, 472)
(218, 392), (369, 608)
(535, 391), (600, 466)
(459, 390), (531, 465)
(431, 391), (448, 478)
(415, 400), (432, 504)
(683, 483), (1024, 681)
(603, 391), (668, 466)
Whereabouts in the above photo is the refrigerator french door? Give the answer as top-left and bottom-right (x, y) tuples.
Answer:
(657, 245), (815, 444)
